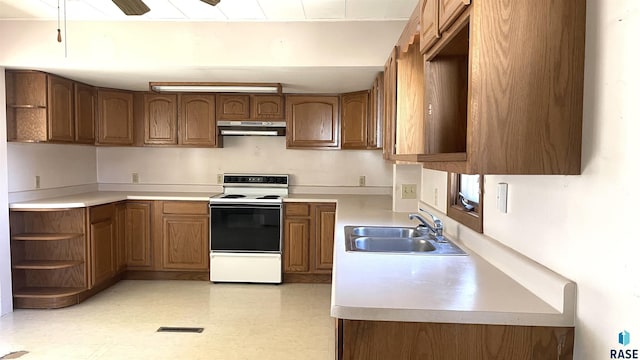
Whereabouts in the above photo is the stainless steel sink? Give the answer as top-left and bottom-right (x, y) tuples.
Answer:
(344, 226), (467, 255)
(351, 236), (436, 252)
(350, 226), (424, 238)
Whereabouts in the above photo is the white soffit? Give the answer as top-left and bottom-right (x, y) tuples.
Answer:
(216, 0), (266, 20)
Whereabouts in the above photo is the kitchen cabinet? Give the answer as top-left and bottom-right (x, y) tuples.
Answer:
(283, 202), (336, 282)
(143, 94), (178, 145)
(415, 0), (585, 174)
(9, 208), (88, 309)
(336, 319), (574, 359)
(439, 0), (470, 33)
(216, 94), (250, 120)
(420, 0), (439, 54)
(5, 70), (77, 143)
(367, 72), (383, 149)
(340, 91), (369, 149)
(286, 95), (340, 149)
(382, 47), (398, 159)
(252, 95), (284, 120)
(89, 203), (117, 287)
(217, 94), (284, 121)
(97, 89), (134, 145)
(74, 82), (96, 144)
(158, 201), (209, 271)
(179, 94), (218, 147)
(115, 202), (127, 272)
(125, 201), (152, 269)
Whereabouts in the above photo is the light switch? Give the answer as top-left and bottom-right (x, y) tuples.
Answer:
(497, 183), (508, 213)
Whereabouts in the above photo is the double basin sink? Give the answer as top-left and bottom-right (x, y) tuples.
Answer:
(344, 226), (467, 255)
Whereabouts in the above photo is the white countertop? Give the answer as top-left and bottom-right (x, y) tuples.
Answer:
(9, 191), (574, 326)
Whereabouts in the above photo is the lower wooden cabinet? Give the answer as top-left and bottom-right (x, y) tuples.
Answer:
(125, 201), (152, 269)
(89, 203), (117, 287)
(159, 201), (209, 271)
(283, 202), (336, 280)
(336, 319), (575, 360)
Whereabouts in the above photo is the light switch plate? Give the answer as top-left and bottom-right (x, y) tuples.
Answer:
(401, 184), (417, 199)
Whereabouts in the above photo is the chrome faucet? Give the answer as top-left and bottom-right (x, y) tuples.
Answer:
(409, 210), (446, 243)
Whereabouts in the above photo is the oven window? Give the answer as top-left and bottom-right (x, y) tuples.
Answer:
(210, 205), (281, 252)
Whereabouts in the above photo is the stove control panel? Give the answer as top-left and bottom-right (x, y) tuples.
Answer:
(223, 174), (289, 186)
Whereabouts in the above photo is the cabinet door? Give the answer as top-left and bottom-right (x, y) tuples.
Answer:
(161, 215), (209, 270)
(144, 94), (177, 145)
(420, 0), (440, 53)
(74, 82), (96, 144)
(252, 95), (284, 120)
(47, 75), (74, 142)
(179, 94), (217, 146)
(115, 202), (127, 272)
(286, 95), (340, 149)
(90, 204), (116, 287)
(97, 90), (134, 145)
(313, 204), (336, 272)
(341, 91), (369, 149)
(368, 73), (383, 149)
(284, 218), (310, 272)
(217, 95), (250, 120)
(125, 202), (152, 268)
(439, 0), (470, 33)
(382, 48), (398, 159)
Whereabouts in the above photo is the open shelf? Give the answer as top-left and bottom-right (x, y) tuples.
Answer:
(12, 260), (84, 270)
(11, 233), (84, 241)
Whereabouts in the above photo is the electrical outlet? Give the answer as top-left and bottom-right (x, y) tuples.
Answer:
(132, 173), (139, 184)
(217, 174), (223, 184)
(35, 175), (41, 189)
(359, 176), (366, 187)
(401, 184), (417, 199)
(434, 188), (439, 206)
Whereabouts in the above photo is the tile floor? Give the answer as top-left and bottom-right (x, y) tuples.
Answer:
(0, 280), (335, 360)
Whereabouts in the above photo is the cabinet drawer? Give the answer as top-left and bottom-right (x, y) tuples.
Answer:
(285, 203), (310, 217)
(90, 203), (115, 222)
(162, 201), (209, 215)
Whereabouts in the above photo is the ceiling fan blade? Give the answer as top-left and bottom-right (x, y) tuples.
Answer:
(200, 0), (221, 6)
(112, 0), (150, 16)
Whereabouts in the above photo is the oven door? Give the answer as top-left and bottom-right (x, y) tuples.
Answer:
(209, 203), (282, 253)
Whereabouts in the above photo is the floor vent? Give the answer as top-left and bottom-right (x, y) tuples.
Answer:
(157, 327), (204, 333)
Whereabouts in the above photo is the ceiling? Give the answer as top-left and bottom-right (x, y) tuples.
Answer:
(0, 0), (416, 93)
(0, 0), (417, 21)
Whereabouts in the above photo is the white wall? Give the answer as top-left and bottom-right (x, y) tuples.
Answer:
(0, 68), (13, 315)
(7, 143), (97, 193)
(97, 136), (392, 190)
(420, 1), (640, 358)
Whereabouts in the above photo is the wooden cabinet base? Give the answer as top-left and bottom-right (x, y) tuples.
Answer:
(336, 319), (574, 360)
(283, 273), (331, 284)
(123, 270), (209, 281)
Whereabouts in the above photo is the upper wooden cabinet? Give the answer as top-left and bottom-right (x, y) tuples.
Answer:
(179, 94), (218, 147)
(47, 75), (75, 142)
(252, 95), (284, 120)
(143, 94), (178, 145)
(419, 0), (470, 54)
(340, 91), (369, 149)
(216, 95), (249, 120)
(5, 70), (79, 143)
(217, 94), (284, 121)
(286, 95), (340, 149)
(382, 48), (398, 159)
(97, 89), (134, 146)
(74, 82), (96, 144)
(368, 72), (383, 149)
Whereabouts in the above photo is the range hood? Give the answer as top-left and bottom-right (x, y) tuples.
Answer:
(217, 121), (286, 136)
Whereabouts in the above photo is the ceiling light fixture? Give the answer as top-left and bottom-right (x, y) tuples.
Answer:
(149, 82), (282, 94)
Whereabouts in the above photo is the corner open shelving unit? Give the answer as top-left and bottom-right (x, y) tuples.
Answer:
(9, 208), (88, 309)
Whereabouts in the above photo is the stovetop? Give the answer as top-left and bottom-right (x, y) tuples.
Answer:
(209, 173), (289, 204)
